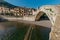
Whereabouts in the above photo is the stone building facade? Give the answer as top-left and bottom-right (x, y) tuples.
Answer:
(0, 6), (36, 17)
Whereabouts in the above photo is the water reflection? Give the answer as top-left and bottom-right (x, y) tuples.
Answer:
(0, 21), (51, 40)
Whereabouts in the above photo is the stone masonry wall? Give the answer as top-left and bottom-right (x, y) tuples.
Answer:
(50, 15), (60, 40)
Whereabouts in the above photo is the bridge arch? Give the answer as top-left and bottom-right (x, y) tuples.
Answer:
(34, 5), (60, 40)
(35, 5), (57, 26)
(35, 11), (49, 21)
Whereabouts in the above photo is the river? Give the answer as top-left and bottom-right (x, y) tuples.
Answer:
(0, 21), (51, 40)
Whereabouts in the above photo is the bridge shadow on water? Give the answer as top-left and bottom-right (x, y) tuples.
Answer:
(30, 25), (51, 40)
(0, 21), (51, 40)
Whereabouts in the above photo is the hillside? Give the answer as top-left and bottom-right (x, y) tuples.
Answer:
(0, 0), (17, 8)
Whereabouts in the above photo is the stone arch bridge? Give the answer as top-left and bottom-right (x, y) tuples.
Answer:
(33, 5), (60, 40)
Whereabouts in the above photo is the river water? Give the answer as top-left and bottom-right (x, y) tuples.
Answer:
(0, 21), (51, 40)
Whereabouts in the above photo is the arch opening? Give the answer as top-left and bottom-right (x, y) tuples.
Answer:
(35, 11), (49, 21)
(35, 11), (52, 27)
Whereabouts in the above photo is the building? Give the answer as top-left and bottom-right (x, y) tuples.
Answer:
(0, 0), (36, 17)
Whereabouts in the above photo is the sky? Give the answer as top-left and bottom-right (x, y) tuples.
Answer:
(5, 0), (60, 8)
